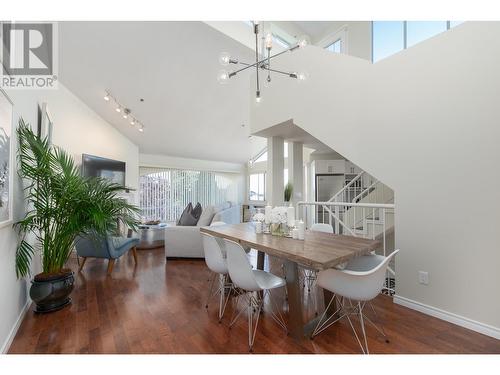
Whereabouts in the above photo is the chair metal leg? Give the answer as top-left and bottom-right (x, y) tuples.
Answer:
(311, 295), (344, 338)
(229, 293), (246, 328)
(266, 289), (287, 334)
(358, 302), (370, 354)
(345, 307), (366, 354)
(248, 293), (263, 352)
(218, 275), (233, 322)
(205, 272), (217, 308)
(365, 302), (389, 343)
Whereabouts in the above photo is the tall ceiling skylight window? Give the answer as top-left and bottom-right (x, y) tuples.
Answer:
(406, 21), (447, 48)
(373, 21), (466, 62)
(372, 21), (405, 63)
(325, 39), (342, 53)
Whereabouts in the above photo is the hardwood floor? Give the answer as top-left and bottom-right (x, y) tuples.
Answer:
(8, 248), (500, 354)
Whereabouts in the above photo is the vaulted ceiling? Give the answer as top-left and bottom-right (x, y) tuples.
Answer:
(58, 21), (264, 164)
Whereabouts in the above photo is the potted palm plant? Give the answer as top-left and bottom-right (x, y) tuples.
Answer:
(15, 119), (139, 313)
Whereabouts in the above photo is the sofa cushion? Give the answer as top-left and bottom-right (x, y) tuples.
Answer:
(197, 205), (217, 226)
(177, 202), (203, 226)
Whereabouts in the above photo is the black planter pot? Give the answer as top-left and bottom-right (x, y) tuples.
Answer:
(30, 270), (74, 313)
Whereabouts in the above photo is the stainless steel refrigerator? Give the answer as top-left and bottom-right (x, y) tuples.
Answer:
(315, 174), (345, 225)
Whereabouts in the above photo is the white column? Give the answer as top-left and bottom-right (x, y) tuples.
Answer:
(287, 142), (303, 205)
(266, 136), (284, 206)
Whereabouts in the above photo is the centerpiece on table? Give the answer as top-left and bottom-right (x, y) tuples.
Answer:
(252, 211), (266, 233)
(270, 206), (288, 236)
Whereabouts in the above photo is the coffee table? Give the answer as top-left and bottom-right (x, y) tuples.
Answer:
(137, 223), (168, 249)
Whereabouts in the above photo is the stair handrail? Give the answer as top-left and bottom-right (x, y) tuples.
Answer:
(328, 170), (365, 202)
(297, 200), (395, 237)
(352, 179), (379, 203)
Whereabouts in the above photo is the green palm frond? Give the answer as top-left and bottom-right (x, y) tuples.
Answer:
(14, 118), (140, 278)
(15, 239), (35, 278)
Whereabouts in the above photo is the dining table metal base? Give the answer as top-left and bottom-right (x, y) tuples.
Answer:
(282, 258), (337, 340)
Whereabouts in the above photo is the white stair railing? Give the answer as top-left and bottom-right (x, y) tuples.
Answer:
(328, 171), (365, 203)
(319, 171), (365, 234)
(297, 201), (396, 294)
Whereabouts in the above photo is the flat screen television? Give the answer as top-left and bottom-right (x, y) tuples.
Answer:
(81, 154), (126, 187)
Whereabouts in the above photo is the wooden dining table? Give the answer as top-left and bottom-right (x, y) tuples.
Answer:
(200, 222), (381, 339)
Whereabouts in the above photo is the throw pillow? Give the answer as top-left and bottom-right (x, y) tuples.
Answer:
(177, 202), (203, 226)
(197, 205), (216, 226)
(192, 202), (202, 219)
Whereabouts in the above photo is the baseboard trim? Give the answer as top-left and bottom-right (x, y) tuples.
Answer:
(1, 299), (31, 354)
(393, 295), (500, 340)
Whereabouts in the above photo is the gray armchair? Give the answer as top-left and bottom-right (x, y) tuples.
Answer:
(75, 235), (139, 275)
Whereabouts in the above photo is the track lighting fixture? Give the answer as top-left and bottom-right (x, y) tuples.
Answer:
(103, 90), (145, 132)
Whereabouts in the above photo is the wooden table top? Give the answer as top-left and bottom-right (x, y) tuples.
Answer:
(200, 223), (381, 270)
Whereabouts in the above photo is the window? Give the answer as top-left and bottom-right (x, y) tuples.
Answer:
(284, 169), (288, 187)
(406, 21), (447, 48)
(372, 21), (405, 63)
(249, 173), (266, 201)
(326, 39), (342, 53)
(139, 167), (239, 222)
(372, 21), (463, 62)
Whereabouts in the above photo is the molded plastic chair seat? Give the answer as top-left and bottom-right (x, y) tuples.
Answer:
(343, 254), (385, 272)
(310, 223), (334, 234)
(253, 269), (286, 290)
(312, 249), (400, 353)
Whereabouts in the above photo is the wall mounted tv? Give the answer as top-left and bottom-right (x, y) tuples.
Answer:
(81, 154), (126, 187)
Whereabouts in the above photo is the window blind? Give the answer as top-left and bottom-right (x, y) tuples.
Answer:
(139, 166), (241, 222)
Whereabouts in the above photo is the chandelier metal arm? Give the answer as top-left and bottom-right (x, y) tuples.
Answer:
(229, 44), (300, 77)
(260, 66), (297, 78)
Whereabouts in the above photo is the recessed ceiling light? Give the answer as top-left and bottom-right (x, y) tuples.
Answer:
(104, 94), (110, 101)
(115, 107), (121, 113)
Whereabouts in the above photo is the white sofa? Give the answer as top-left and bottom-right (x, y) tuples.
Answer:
(164, 203), (240, 258)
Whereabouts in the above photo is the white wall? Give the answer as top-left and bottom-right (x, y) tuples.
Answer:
(0, 83), (139, 353)
(251, 22), (500, 336)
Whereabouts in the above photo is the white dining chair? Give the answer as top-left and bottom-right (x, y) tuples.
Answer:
(311, 249), (400, 354)
(310, 223), (334, 234)
(223, 238), (287, 351)
(202, 232), (233, 322)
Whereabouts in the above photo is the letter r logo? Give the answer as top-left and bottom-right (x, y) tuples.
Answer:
(1, 23), (53, 75)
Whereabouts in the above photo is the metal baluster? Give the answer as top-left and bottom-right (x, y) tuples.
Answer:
(372, 207), (375, 240)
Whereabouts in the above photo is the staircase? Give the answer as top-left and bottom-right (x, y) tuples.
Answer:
(298, 170), (396, 294)
(317, 171), (394, 238)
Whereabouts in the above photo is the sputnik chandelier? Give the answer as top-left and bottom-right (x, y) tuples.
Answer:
(217, 21), (309, 102)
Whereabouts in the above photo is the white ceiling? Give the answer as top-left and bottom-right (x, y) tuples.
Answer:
(58, 21), (265, 164)
(292, 21), (348, 44)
